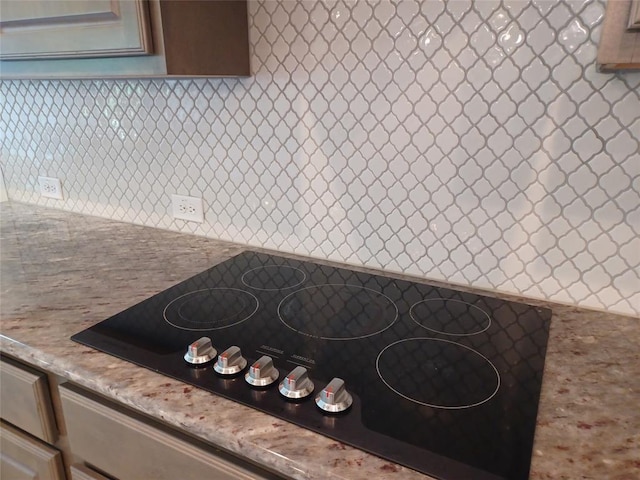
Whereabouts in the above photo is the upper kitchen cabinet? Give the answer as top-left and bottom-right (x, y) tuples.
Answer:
(597, 0), (640, 71)
(0, 0), (153, 60)
(0, 0), (251, 78)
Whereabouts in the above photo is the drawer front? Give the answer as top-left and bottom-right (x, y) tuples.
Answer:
(60, 385), (277, 480)
(0, 420), (65, 480)
(70, 464), (110, 480)
(0, 358), (58, 443)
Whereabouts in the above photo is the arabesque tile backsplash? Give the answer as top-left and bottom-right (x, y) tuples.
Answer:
(1, 0), (639, 316)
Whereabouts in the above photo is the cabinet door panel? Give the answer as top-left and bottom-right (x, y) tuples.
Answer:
(0, 0), (152, 59)
(1, 455), (36, 480)
(0, 421), (65, 480)
(0, 358), (58, 443)
(1, 0), (115, 24)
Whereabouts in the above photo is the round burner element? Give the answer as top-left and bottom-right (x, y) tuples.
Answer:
(278, 284), (398, 340)
(376, 338), (500, 409)
(163, 288), (259, 331)
(410, 298), (491, 336)
(241, 265), (306, 291)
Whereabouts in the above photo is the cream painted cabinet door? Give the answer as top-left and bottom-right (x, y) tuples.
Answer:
(0, 421), (65, 480)
(0, 358), (58, 444)
(0, 0), (152, 59)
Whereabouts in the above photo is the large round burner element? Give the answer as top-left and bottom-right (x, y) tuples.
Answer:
(376, 338), (500, 409)
(241, 265), (306, 291)
(163, 288), (259, 331)
(410, 299), (491, 336)
(278, 284), (398, 340)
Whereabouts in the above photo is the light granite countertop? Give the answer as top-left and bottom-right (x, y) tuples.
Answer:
(1, 201), (638, 480)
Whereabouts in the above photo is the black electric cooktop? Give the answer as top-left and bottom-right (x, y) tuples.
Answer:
(72, 251), (552, 480)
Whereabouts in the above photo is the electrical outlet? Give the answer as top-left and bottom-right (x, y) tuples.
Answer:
(171, 194), (204, 223)
(38, 176), (63, 200)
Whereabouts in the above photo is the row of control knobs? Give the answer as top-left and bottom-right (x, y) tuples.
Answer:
(184, 337), (353, 413)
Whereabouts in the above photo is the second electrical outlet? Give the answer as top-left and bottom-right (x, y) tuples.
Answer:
(38, 176), (64, 200)
(171, 194), (204, 223)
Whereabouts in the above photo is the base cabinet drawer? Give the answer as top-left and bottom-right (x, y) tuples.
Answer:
(0, 357), (58, 443)
(60, 384), (278, 480)
(0, 421), (65, 480)
(69, 464), (109, 480)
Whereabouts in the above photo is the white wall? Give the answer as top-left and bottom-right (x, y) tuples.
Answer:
(1, 0), (638, 315)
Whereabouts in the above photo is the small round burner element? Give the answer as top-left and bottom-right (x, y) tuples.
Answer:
(410, 298), (491, 336)
(376, 338), (500, 409)
(241, 265), (307, 291)
(163, 288), (259, 331)
(278, 284), (398, 340)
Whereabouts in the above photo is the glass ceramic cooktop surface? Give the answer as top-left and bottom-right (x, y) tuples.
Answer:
(72, 251), (552, 480)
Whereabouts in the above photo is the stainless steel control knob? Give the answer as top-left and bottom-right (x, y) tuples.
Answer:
(278, 366), (314, 399)
(213, 346), (247, 375)
(315, 378), (353, 413)
(184, 337), (217, 365)
(245, 355), (279, 387)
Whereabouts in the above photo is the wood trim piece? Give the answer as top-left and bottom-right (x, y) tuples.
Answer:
(597, 0), (640, 71)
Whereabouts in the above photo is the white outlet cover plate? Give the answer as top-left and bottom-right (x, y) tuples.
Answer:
(171, 194), (204, 223)
(38, 176), (63, 200)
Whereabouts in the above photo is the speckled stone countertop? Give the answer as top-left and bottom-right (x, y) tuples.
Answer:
(1, 202), (638, 480)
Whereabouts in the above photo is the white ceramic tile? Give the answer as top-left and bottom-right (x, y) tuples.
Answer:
(498, 23), (526, 54)
(1, 0), (639, 316)
(470, 24), (496, 55)
(488, 8), (510, 32)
